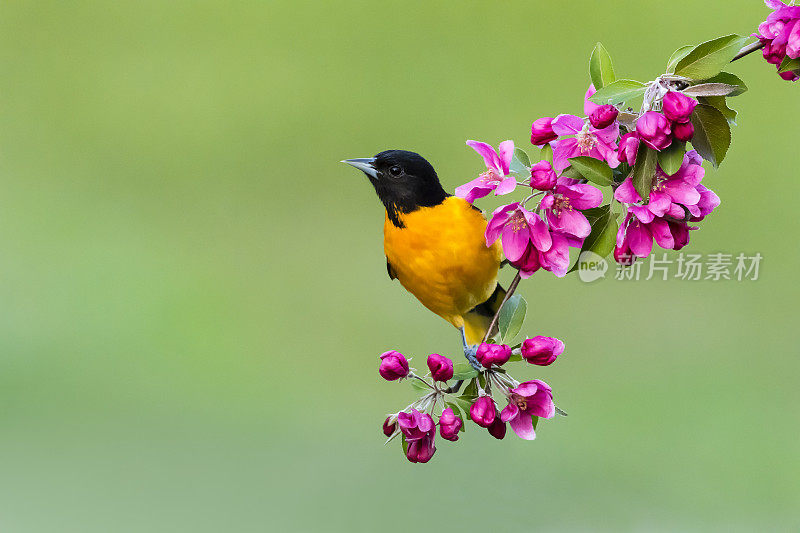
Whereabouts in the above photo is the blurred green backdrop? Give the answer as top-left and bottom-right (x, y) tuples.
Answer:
(0, 1), (797, 531)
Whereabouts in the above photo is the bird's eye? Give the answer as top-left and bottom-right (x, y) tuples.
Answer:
(388, 165), (403, 177)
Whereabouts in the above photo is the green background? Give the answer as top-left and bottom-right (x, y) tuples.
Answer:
(1, 1), (797, 531)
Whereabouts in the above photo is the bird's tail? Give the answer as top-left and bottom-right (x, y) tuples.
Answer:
(462, 284), (506, 345)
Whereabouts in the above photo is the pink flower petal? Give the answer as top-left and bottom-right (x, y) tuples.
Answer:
(584, 84), (600, 116)
(508, 412), (536, 440)
(500, 402), (519, 423)
(551, 114), (585, 136)
(501, 220), (530, 262)
(466, 140), (501, 172)
(493, 176), (517, 196)
(497, 140), (515, 175)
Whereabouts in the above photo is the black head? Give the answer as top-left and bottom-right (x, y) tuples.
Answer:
(342, 150), (448, 227)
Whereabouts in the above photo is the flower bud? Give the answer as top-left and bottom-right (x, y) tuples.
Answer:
(529, 160), (558, 190)
(475, 343), (511, 368)
(510, 241), (541, 277)
(668, 221), (691, 250)
(636, 111), (672, 151)
(763, 39), (786, 65)
(614, 237), (636, 266)
(470, 396), (496, 428)
(438, 407), (462, 441)
(406, 433), (436, 463)
(617, 132), (640, 166)
(383, 416), (396, 437)
(378, 350), (409, 381)
(661, 91), (697, 123)
(530, 117), (557, 145)
(779, 69), (800, 81)
(427, 353), (454, 382)
(521, 336), (564, 366)
(589, 104), (619, 129)
(487, 416), (506, 439)
(672, 120), (694, 142)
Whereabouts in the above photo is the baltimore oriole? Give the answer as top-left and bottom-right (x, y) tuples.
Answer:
(343, 150), (506, 366)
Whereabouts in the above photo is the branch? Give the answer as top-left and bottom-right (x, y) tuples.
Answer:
(731, 40), (765, 62)
(481, 271), (522, 344)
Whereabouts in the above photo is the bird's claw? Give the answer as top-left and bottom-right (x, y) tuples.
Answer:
(464, 344), (481, 371)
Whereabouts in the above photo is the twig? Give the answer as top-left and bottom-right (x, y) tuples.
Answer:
(480, 271), (522, 344)
(731, 40), (765, 62)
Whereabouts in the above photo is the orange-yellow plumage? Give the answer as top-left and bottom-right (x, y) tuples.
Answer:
(383, 196), (502, 343)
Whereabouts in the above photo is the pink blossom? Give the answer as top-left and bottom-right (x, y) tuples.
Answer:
(439, 407), (462, 442)
(427, 353), (453, 382)
(661, 91), (697, 123)
(500, 380), (555, 440)
(636, 111), (672, 151)
(470, 396), (496, 428)
(455, 140), (517, 203)
(538, 178), (603, 240)
(476, 343), (511, 368)
(521, 336), (564, 366)
(379, 350), (409, 381)
(550, 114), (620, 172)
(530, 117), (558, 145)
(485, 203), (552, 263)
(537, 232), (572, 278)
(754, 1), (800, 81)
(398, 409), (436, 463)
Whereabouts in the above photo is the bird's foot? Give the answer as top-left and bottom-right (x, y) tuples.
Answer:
(464, 344), (481, 371)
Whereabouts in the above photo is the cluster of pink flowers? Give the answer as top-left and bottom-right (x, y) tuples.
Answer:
(755, 0), (800, 81)
(378, 336), (563, 463)
(614, 150), (720, 263)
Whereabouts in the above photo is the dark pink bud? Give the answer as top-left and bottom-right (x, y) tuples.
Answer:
(614, 238), (636, 266)
(383, 416), (396, 437)
(406, 433), (436, 463)
(475, 343), (511, 368)
(779, 69), (800, 81)
(521, 336), (564, 366)
(510, 241), (541, 276)
(617, 132), (640, 166)
(668, 221), (691, 250)
(378, 350), (409, 381)
(661, 91), (697, 123)
(529, 160), (558, 190)
(636, 111), (672, 151)
(589, 104), (618, 129)
(487, 416), (506, 440)
(438, 407), (462, 442)
(470, 396), (496, 428)
(426, 353), (453, 382)
(763, 39), (786, 65)
(672, 120), (694, 142)
(530, 117), (557, 145)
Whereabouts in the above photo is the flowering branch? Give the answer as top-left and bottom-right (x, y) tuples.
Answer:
(375, 0), (797, 464)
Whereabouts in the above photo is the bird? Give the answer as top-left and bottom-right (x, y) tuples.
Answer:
(342, 150), (506, 368)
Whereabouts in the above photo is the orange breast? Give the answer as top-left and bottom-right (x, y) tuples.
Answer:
(383, 196), (502, 328)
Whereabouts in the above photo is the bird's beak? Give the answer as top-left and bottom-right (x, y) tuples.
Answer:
(341, 157), (378, 179)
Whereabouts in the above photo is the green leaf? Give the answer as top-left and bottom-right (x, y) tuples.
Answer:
(588, 79), (647, 105)
(690, 103), (731, 168)
(401, 434), (408, 455)
(497, 294), (527, 343)
(681, 83), (740, 97)
(462, 378), (478, 401)
(778, 56), (800, 73)
(560, 166), (583, 179)
(698, 96), (737, 125)
(589, 42), (616, 90)
(567, 156), (613, 186)
(445, 401), (463, 421)
(452, 362), (479, 381)
(509, 149), (530, 174)
(450, 396), (473, 415)
(699, 72), (747, 96)
(632, 144), (657, 202)
(540, 144), (553, 164)
(508, 352), (522, 362)
(532, 415), (539, 430)
(666, 45), (693, 73)
(568, 204), (618, 273)
(657, 140), (686, 176)
(673, 35), (749, 80)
